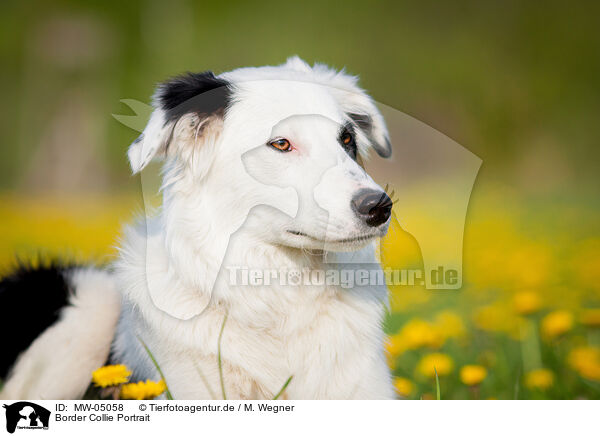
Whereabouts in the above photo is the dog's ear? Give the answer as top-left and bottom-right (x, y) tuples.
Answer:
(283, 55), (313, 73)
(128, 72), (231, 174)
(309, 63), (392, 158)
(127, 109), (169, 173)
(333, 88), (391, 159)
(346, 107), (391, 159)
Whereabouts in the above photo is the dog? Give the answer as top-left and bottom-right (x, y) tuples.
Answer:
(0, 57), (395, 399)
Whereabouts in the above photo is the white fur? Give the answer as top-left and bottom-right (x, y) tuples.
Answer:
(0, 269), (121, 400)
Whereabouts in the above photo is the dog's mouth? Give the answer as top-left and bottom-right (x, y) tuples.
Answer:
(286, 229), (382, 244)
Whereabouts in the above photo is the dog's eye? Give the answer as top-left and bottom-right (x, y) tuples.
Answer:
(341, 131), (353, 145)
(339, 129), (357, 160)
(268, 138), (292, 152)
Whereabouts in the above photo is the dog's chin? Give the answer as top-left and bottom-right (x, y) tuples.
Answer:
(283, 229), (384, 252)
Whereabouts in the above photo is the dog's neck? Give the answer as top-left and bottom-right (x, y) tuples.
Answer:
(117, 209), (363, 323)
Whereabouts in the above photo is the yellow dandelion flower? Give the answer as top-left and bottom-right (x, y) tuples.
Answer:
(568, 346), (600, 382)
(541, 310), (574, 339)
(472, 303), (525, 340)
(580, 309), (600, 327)
(433, 311), (466, 340)
(524, 369), (554, 391)
(513, 291), (542, 315)
(399, 319), (445, 350)
(385, 333), (405, 357)
(459, 365), (488, 386)
(393, 377), (415, 397)
(121, 380), (167, 400)
(416, 353), (454, 378)
(385, 318), (446, 359)
(92, 364), (131, 388)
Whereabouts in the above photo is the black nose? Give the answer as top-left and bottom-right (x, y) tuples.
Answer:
(351, 189), (393, 227)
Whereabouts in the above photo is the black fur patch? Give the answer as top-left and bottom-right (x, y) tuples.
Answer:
(0, 262), (75, 379)
(347, 111), (392, 158)
(348, 112), (373, 133)
(157, 71), (232, 122)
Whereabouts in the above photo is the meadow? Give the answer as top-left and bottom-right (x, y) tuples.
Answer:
(1, 184), (598, 400)
(382, 188), (600, 399)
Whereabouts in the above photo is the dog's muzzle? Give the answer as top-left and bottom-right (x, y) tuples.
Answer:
(351, 189), (393, 227)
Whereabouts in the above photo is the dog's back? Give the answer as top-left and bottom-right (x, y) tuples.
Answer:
(0, 264), (120, 399)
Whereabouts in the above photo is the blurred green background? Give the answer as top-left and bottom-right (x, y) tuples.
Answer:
(1, 0), (599, 399)
(1, 0), (599, 193)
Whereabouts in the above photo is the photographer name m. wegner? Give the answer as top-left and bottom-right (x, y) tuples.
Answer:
(226, 265), (459, 288)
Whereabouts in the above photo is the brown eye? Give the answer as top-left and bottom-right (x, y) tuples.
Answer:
(340, 127), (358, 160)
(341, 131), (353, 145)
(269, 138), (292, 152)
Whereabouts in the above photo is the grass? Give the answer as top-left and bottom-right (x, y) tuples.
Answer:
(137, 336), (175, 400)
(192, 358), (217, 400)
(435, 368), (441, 400)
(273, 376), (293, 400)
(218, 312), (228, 400)
(216, 312), (293, 400)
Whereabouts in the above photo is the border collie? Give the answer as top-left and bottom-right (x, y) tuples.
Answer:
(0, 57), (395, 399)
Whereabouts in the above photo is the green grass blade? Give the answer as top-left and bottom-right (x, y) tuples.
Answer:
(434, 367), (441, 400)
(218, 312), (228, 400)
(137, 336), (174, 400)
(514, 369), (521, 400)
(272, 376), (293, 400)
(192, 358), (216, 400)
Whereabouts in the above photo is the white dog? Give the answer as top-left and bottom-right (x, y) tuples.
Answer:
(0, 57), (395, 400)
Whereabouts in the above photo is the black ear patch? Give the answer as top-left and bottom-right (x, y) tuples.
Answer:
(157, 71), (232, 122)
(348, 112), (373, 133)
(347, 111), (392, 158)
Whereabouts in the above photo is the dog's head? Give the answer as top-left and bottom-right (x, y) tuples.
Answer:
(128, 57), (392, 253)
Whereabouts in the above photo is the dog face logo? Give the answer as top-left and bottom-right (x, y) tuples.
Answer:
(2, 402), (50, 433)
